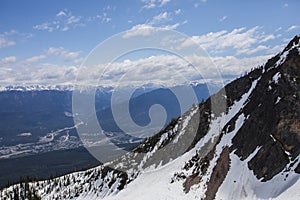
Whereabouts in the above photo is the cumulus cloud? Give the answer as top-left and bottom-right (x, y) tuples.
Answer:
(123, 22), (185, 38)
(123, 24), (155, 37)
(211, 55), (271, 75)
(123, 12), (187, 39)
(0, 45), (83, 86)
(0, 52), (272, 88)
(124, 5), (188, 38)
(180, 26), (278, 56)
(0, 62), (79, 86)
(0, 27), (286, 88)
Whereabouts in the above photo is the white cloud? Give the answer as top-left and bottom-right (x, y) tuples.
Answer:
(275, 27), (282, 32)
(124, 9), (186, 38)
(47, 47), (81, 60)
(194, 0), (207, 8)
(142, 1), (155, 9)
(0, 31), (17, 48)
(123, 24), (157, 38)
(212, 55), (271, 76)
(165, 21), (186, 29)
(259, 34), (276, 42)
(286, 25), (299, 32)
(219, 16), (227, 22)
(0, 27), (288, 88)
(149, 12), (171, 25)
(141, 0), (171, 9)
(123, 21), (185, 38)
(56, 10), (67, 17)
(236, 45), (269, 55)
(180, 26), (278, 56)
(66, 15), (81, 24)
(74, 57), (85, 64)
(73, 54), (215, 87)
(0, 37), (15, 48)
(0, 47), (81, 76)
(61, 26), (69, 32)
(0, 61), (79, 86)
(153, 12), (169, 21)
(103, 5), (115, 11)
(175, 9), (182, 15)
(0, 56), (17, 64)
(63, 51), (81, 60)
(24, 55), (46, 63)
(47, 47), (63, 55)
(0, 52), (274, 88)
(283, 3), (288, 7)
(33, 9), (83, 32)
(160, 0), (171, 6)
(92, 13), (112, 23)
(33, 23), (54, 32)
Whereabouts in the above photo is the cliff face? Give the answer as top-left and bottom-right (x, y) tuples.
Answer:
(175, 35), (300, 200)
(1, 36), (300, 200)
(233, 36), (300, 181)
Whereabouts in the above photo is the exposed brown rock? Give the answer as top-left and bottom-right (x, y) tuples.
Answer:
(204, 146), (230, 200)
(183, 174), (201, 193)
(183, 145), (216, 193)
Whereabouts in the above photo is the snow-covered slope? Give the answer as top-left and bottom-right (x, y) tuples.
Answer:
(1, 35), (300, 200)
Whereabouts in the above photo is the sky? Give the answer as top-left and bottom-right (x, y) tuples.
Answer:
(0, 0), (299, 87)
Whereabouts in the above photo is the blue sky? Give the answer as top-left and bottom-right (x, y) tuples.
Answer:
(0, 0), (299, 87)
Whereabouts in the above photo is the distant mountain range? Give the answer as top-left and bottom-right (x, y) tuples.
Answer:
(0, 80), (220, 188)
(0, 82), (218, 154)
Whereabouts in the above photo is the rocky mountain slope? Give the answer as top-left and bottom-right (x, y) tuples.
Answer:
(1, 35), (299, 200)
